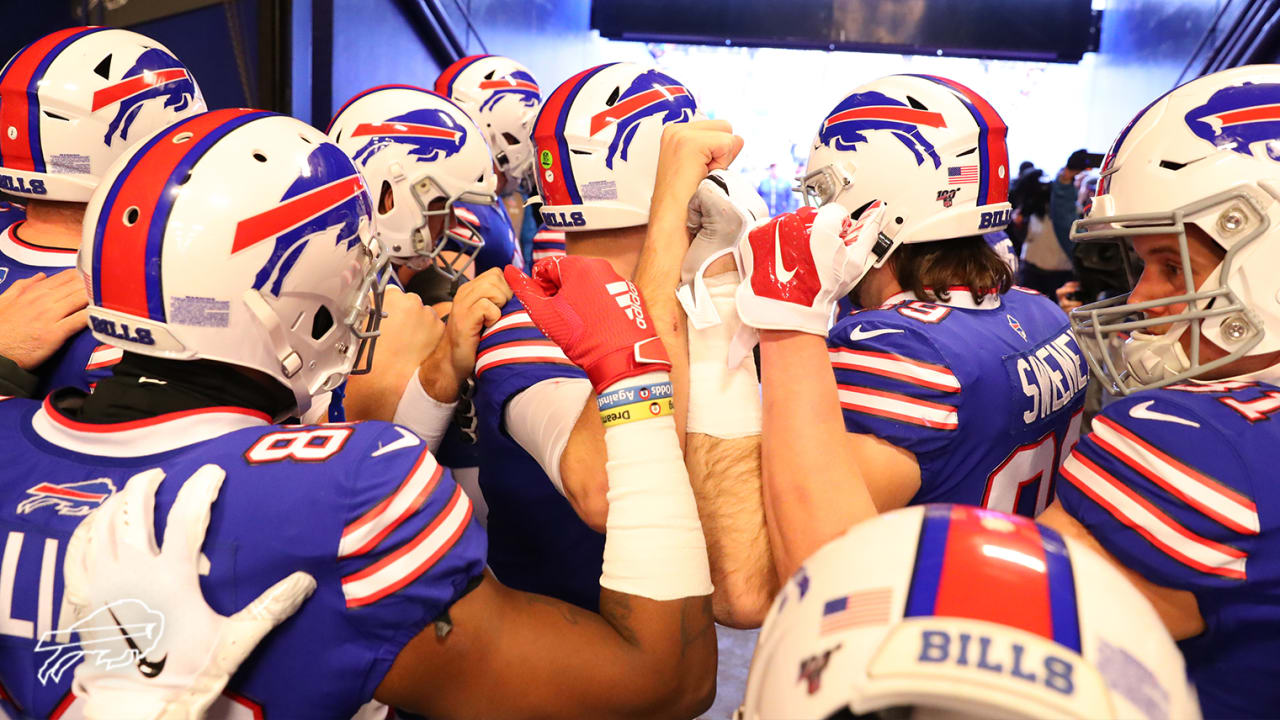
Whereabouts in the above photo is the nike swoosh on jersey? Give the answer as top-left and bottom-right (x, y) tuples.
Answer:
(1128, 400), (1200, 428)
(371, 426), (422, 457)
(846, 325), (905, 342)
(774, 223), (798, 283)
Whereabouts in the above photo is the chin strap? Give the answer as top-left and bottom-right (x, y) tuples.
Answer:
(1122, 328), (1191, 387)
(241, 289), (312, 415)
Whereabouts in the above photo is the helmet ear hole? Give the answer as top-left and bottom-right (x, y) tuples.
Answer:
(906, 95), (928, 111)
(93, 55), (111, 79)
(605, 86), (621, 106)
(311, 305), (335, 340)
(378, 181), (394, 214)
(501, 132), (520, 145)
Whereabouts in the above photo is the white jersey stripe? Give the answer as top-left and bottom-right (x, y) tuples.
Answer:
(342, 485), (473, 607)
(481, 311), (535, 339)
(475, 342), (572, 375)
(1092, 416), (1260, 535)
(829, 347), (960, 392)
(836, 385), (958, 430)
(1061, 452), (1247, 579)
(339, 450), (442, 558)
(85, 345), (124, 370)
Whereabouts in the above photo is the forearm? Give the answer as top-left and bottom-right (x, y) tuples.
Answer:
(685, 432), (777, 628)
(633, 190), (693, 441)
(759, 330), (878, 579)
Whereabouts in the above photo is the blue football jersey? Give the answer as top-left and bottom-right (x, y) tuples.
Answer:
(529, 224), (566, 269)
(828, 287), (1087, 517)
(0, 201), (24, 231)
(0, 221), (119, 396)
(0, 397), (485, 718)
(449, 202), (522, 274)
(1057, 380), (1280, 718)
(472, 297), (602, 611)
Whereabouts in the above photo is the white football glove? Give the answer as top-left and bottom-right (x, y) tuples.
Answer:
(677, 170), (769, 329)
(735, 201), (887, 336)
(63, 465), (316, 720)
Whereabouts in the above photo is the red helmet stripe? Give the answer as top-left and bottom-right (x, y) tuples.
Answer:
(532, 65), (609, 206)
(434, 55), (491, 97)
(914, 75), (1010, 205)
(0, 27), (104, 173)
(94, 109), (263, 319)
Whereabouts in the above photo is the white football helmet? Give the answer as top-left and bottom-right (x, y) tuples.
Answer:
(1071, 65), (1280, 394)
(435, 54), (542, 195)
(802, 75), (1012, 268)
(0, 26), (206, 202)
(328, 85), (498, 280)
(531, 62), (699, 232)
(79, 109), (388, 417)
(738, 504), (1200, 720)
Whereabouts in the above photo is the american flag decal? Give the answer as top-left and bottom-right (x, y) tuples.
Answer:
(820, 587), (893, 635)
(948, 165), (979, 184)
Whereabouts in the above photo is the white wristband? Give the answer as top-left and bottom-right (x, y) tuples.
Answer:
(392, 372), (457, 453)
(687, 274), (762, 439)
(599, 371), (713, 601)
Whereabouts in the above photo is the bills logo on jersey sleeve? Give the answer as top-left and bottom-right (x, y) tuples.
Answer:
(95, 48), (198, 147)
(232, 142), (371, 296)
(17, 478), (116, 516)
(1185, 83), (1280, 161)
(350, 108), (468, 165)
(478, 70), (540, 112)
(589, 70), (696, 168)
(817, 90), (946, 169)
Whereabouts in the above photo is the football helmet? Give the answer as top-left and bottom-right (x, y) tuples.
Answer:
(531, 62), (699, 231)
(1070, 65), (1280, 394)
(79, 109), (388, 416)
(0, 26), (206, 202)
(801, 75), (1011, 269)
(435, 54), (542, 195)
(328, 85), (498, 280)
(737, 504), (1200, 720)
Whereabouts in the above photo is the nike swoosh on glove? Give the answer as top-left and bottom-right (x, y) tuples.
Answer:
(504, 257), (671, 393)
(64, 465), (315, 720)
(735, 201), (886, 336)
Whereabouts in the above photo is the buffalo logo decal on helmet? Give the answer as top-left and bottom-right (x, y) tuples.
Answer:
(589, 69), (696, 169)
(1185, 82), (1280, 161)
(477, 70), (540, 113)
(232, 143), (371, 296)
(818, 90), (947, 169)
(350, 108), (468, 166)
(94, 48), (197, 148)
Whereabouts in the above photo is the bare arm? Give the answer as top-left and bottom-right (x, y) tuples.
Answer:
(759, 330), (880, 580)
(376, 574), (714, 720)
(1037, 501), (1205, 640)
(634, 121), (778, 626)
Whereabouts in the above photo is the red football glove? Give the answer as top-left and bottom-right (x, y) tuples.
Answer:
(503, 257), (671, 393)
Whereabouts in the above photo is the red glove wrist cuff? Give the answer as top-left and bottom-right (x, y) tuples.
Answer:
(586, 339), (673, 394)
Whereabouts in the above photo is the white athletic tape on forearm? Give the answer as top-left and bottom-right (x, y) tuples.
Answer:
(599, 371), (713, 601)
(687, 274), (762, 438)
(393, 372), (457, 453)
